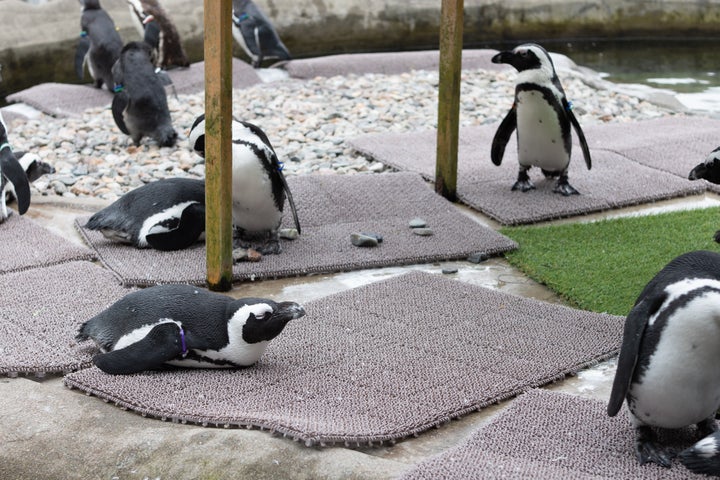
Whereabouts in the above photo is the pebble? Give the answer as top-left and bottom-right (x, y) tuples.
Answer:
(442, 267), (459, 274)
(350, 232), (379, 247)
(409, 218), (427, 229)
(232, 248), (262, 263)
(361, 232), (383, 243)
(467, 252), (489, 264)
(279, 228), (299, 240)
(5, 66), (679, 202)
(412, 228), (434, 237)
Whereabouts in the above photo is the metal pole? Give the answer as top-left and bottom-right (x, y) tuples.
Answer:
(203, 0), (233, 291)
(435, 0), (464, 202)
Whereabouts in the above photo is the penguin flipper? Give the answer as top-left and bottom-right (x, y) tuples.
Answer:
(145, 203), (206, 251)
(93, 322), (184, 375)
(75, 36), (90, 80)
(278, 172), (301, 235)
(565, 100), (592, 170)
(491, 107), (517, 166)
(111, 93), (130, 135)
(1, 153), (31, 215)
(143, 21), (161, 53)
(607, 297), (656, 416)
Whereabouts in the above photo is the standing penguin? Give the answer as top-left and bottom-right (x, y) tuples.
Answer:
(111, 41), (178, 147)
(491, 43), (592, 195)
(188, 114), (301, 254)
(126, 0), (190, 69)
(231, 0), (292, 68)
(0, 112), (30, 223)
(608, 250), (720, 469)
(76, 284), (305, 375)
(75, 0), (124, 91)
(688, 147), (720, 243)
(85, 177), (205, 251)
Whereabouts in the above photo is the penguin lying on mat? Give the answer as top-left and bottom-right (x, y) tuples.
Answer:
(231, 0), (292, 68)
(608, 250), (720, 474)
(75, 0), (123, 91)
(188, 114), (301, 255)
(0, 112), (31, 223)
(688, 147), (720, 243)
(111, 41), (178, 147)
(77, 284), (305, 375)
(490, 43), (592, 195)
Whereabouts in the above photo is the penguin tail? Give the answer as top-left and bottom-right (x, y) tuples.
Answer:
(157, 127), (178, 148)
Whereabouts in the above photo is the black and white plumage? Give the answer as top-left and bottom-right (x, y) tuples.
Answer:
(76, 284), (305, 375)
(490, 43), (592, 196)
(111, 41), (178, 147)
(126, 0), (190, 69)
(85, 177), (205, 251)
(679, 430), (720, 476)
(0, 111), (30, 223)
(688, 147), (720, 243)
(188, 114), (301, 254)
(231, 0), (292, 68)
(75, 0), (123, 91)
(608, 250), (720, 469)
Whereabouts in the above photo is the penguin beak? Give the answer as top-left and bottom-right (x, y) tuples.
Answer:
(275, 301), (306, 322)
(688, 163), (705, 181)
(491, 51), (513, 65)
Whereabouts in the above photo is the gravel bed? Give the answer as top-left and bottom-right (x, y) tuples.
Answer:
(6, 67), (678, 201)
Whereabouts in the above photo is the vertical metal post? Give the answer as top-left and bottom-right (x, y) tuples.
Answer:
(204, 0), (233, 291)
(435, 0), (464, 202)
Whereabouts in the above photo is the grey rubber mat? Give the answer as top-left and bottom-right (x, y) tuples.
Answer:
(0, 213), (95, 275)
(349, 123), (705, 225)
(74, 172), (517, 287)
(401, 389), (706, 479)
(64, 271), (623, 446)
(0, 261), (130, 376)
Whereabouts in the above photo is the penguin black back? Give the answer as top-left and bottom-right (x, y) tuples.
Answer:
(231, 0), (291, 68)
(76, 0), (123, 91)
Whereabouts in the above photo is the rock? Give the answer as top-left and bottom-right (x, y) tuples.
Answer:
(409, 218), (427, 229)
(279, 228), (300, 240)
(411, 228), (434, 237)
(232, 248), (263, 262)
(467, 252), (489, 264)
(361, 232), (383, 243)
(442, 267), (458, 274)
(351, 232), (379, 247)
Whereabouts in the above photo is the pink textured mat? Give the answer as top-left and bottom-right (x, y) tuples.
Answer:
(0, 213), (95, 275)
(401, 389), (707, 479)
(349, 123), (704, 225)
(64, 271), (623, 446)
(75, 172), (517, 287)
(0, 261), (130, 376)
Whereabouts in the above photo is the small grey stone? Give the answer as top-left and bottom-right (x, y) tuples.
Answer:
(442, 267), (458, 274)
(409, 218), (427, 229)
(351, 232), (379, 247)
(279, 228), (300, 240)
(361, 232), (383, 243)
(467, 252), (489, 264)
(411, 228), (434, 237)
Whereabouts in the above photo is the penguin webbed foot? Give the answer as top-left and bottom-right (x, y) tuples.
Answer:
(257, 236), (282, 255)
(553, 175), (580, 196)
(635, 426), (675, 468)
(511, 169), (535, 192)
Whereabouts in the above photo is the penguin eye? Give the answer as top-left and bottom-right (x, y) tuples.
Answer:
(519, 50), (529, 58)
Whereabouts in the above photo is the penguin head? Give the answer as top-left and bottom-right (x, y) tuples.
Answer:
(689, 146), (720, 184)
(188, 114), (206, 158)
(81, 0), (102, 10)
(236, 299), (305, 344)
(492, 43), (556, 75)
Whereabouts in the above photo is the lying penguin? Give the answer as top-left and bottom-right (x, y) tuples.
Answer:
(111, 41), (178, 147)
(608, 250), (720, 470)
(3, 152), (54, 207)
(188, 114), (301, 254)
(85, 177), (205, 251)
(126, 0), (190, 69)
(75, 0), (124, 91)
(688, 147), (720, 243)
(231, 0), (292, 68)
(491, 43), (592, 195)
(77, 284), (305, 375)
(0, 111), (31, 223)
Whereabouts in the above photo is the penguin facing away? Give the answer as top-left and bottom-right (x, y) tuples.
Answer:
(607, 250), (720, 469)
(126, 0), (190, 69)
(0, 111), (31, 223)
(111, 41), (178, 147)
(85, 177), (205, 251)
(75, 0), (123, 91)
(77, 284), (306, 375)
(490, 43), (592, 196)
(231, 0), (292, 68)
(688, 147), (720, 243)
(188, 114), (301, 254)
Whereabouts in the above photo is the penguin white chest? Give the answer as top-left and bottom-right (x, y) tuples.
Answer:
(629, 292), (720, 429)
(231, 144), (281, 233)
(515, 90), (568, 171)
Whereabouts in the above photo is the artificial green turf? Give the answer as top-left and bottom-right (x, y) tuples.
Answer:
(500, 207), (720, 317)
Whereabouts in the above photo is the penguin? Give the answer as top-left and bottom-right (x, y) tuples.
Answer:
(231, 0), (292, 68)
(188, 114), (301, 254)
(3, 152), (54, 206)
(607, 250), (720, 469)
(85, 177), (205, 251)
(76, 284), (305, 375)
(126, 0), (190, 70)
(688, 147), (720, 243)
(75, 0), (123, 91)
(490, 43), (592, 196)
(0, 111), (31, 223)
(679, 430), (720, 476)
(111, 41), (178, 147)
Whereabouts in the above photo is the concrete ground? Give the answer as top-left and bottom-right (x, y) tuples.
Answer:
(3, 189), (719, 479)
